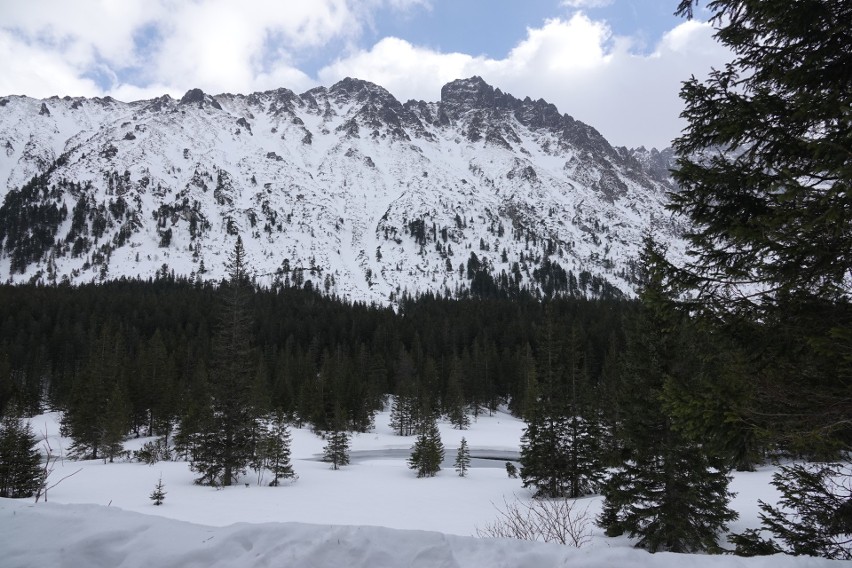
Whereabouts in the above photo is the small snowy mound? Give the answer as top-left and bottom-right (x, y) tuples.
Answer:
(0, 499), (843, 568)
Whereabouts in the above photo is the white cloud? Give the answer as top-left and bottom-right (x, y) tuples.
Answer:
(560, 0), (614, 8)
(0, 30), (101, 98)
(318, 14), (731, 149)
(0, 0), (362, 99)
(0, 2), (730, 148)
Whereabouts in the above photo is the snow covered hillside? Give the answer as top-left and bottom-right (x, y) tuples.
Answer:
(1, 409), (845, 568)
(0, 77), (682, 303)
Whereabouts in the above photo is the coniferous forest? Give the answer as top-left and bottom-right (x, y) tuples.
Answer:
(1, 0), (851, 560)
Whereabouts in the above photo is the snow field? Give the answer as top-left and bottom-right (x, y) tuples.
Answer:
(2, 408), (846, 567)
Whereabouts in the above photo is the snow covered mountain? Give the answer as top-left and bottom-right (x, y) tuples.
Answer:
(0, 77), (682, 303)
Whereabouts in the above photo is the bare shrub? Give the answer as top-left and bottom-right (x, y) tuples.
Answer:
(476, 494), (592, 547)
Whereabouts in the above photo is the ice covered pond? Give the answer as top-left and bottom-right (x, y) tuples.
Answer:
(311, 448), (520, 468)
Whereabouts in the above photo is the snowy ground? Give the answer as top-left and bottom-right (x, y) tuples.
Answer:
(0, 409), (845, 567)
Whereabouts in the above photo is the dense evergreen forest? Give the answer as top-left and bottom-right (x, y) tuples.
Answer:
(0, 274), (627, 433)
(2, 253), (846, 466)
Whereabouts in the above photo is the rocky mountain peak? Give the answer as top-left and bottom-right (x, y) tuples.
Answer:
(179, 88), (206, 105)
(439, 76), (514, 119)
(0, 77), (682, 303)
(329, 78), (398, 106)
(179, 88), (222, 110)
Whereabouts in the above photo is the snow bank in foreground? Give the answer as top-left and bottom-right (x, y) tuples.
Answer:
(0, 499), (842, 568)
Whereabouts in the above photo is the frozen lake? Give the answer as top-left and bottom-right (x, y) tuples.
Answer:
(313, 448), (520, 469)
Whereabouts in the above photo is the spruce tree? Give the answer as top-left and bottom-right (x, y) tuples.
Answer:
(323, 428), (350, 470)
(671, 0), (852, 455)
(454, 437), (470, 477)
(0, 414), (42, 498)
(408, 415), (444, 478)
(444, 357), (469, 430)
(598, 239), (737, 553)
(520, 315), (603, 499)
(669, 1), (852, 555)
(65, 324), (128, 461)
(263, 411), (296, 486)
(747, 463), (852, 560)
(191, 236), (258, 486)
(98, 380), (129, 463)
(149, 475), (166, 506)
(389, 367), (418, 436)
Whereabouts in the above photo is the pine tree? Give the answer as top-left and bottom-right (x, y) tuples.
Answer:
(749, 463), (852, 560)
(149, 475), (166, 506)
(173, 361), (211, 462)
(454, 437), (470, 477)
(389, 373), (418, 436)
(98, 380), (129, 463)
(263, 411), (296, 486)
(598, 239), (737, 553)
(408, 415), (444, 478)
(323, 428), (350, 470)
(671, 0), (852, 455)
(0, 414), (42, 498)
(520, 316), (603, 499)
(444, 358), (469, 430)
(191, 236), (258, 486)
(65, 324), (128, 461)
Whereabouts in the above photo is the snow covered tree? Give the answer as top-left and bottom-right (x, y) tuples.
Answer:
(0, 414), (42, 498)
(408, 415), (444, 478)
(149, 475), (166, 506)
(323, 428), (350, 470)
(454, 437), (470, 477)
(505, 462), (518, 478)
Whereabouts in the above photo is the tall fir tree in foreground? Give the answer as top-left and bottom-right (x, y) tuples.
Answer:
(191, 236), (258, 486)
(0, 414), (42, 498)
(409, 415), (444, 478)
(672, 0), (852, 456)
(598, 239), (737, 553)
(672, 1), (852, 558)
(454, 437), (470, 477)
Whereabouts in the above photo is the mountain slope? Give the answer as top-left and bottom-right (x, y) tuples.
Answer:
(0, 77), (682, 303)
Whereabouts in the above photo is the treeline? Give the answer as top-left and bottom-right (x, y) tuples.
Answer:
(0, 273), (627, 436)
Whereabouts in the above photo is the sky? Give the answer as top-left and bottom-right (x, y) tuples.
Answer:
(0, 0), (729, 149)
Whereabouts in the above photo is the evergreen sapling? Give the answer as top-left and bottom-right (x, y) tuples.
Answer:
(455, 437), (470, 477)
(149, 475), (166, 506)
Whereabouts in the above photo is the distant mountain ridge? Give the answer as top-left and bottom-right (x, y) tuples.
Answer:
(0, 76), (682, 303)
